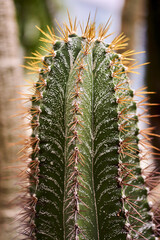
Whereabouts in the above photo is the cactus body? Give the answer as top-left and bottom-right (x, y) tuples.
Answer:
(19, 16), (160, 240)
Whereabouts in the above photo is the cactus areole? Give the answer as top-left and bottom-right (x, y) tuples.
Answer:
(19, 13), (160, 240)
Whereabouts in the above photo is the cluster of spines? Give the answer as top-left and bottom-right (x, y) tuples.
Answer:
(16, 36), (57, 239)
(137, 87), (160, 238)
(103, 51), (139, 238)
(109, 50), (160, 239)
(15, 12), (160, 239)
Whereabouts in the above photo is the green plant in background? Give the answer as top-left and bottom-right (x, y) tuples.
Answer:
(14, 0), (60, 55)
(18, 13), (160, 240)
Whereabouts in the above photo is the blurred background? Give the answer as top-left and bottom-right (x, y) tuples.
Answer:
(0, 0), (160, 239)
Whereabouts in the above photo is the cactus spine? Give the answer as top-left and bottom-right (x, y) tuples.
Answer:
(18, 14), (160, 240)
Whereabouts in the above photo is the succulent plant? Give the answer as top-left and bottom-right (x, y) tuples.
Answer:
(18, 13), (160, 240)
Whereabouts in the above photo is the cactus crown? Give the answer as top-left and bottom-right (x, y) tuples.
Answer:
(17, 12), (160, 240)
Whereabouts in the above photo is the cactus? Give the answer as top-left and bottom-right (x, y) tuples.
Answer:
(18, 13), (160, 240)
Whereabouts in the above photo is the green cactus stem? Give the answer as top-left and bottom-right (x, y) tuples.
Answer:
(18, 14), (160, 240)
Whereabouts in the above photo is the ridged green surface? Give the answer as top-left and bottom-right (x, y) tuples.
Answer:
(64, 47), (98, 239)
(27, 35), (155, 239)
(93, 42), (126, 239)
(34, 37), (82, 239)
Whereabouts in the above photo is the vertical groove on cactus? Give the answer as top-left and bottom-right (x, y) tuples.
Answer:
(16, 13), (160, 240)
